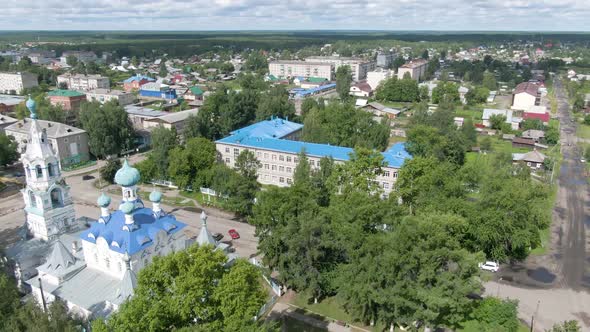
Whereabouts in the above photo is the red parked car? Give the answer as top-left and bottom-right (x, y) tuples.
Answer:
(228, 229), (240, 240)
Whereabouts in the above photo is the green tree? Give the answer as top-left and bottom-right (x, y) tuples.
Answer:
(419, 85), (430, 102)
(150, 126), (177, 179)
(159, 62), (168, 77)
(521, 67), (532, 82)
(421, 49), (429, 60)
(130, 56), (139, 67)
(256, 86), (295, 121)
(301, 98), (318, 118)
(461, 118), (477, 147)
(168, 137), (216, 189)
(545, 126), (559, 145)
(489, 114), (506, 130)
(328, 148), (384, 195)
(79, 100), (135, 159)
(100, 158), (122, 184)
(0, 134), (19, 167)
(244, 51), (268, 74)
(235, 149), (261, 180)
(460, 297), (519, 332)
(480, 136), (493, 151)
(482, 71), (497, 90)
(549, 320), (581, 332)
(134, 154), (158, 183)
(65, 55), (78, 67)
(182, 114), (201, 140)
(336, 65), (352, 100)
(293, 150), (311, 185)
(465, 86), (490, 105)
(432, 81), (460, 104)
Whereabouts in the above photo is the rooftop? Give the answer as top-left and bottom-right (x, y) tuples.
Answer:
(5, 118), (86, 138)
(47, 89), (86, 97)
(514, 82), (540, 96)
(148, 108), (199, 124)
(123, 75), (155, 83)
(0, 94), (26, 106)
(87, 89), (133, 96)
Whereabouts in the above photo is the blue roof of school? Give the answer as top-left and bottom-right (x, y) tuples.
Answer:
(292, 83), (336, 97)
(80, 206), (186, 255)
(124, 75), (155, 83)
(216, 118), (411, 168)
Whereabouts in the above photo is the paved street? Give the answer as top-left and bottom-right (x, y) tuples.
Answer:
(485, 77), (590, 331)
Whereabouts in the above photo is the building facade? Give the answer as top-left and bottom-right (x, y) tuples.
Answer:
(397, 59), (428, 81)
(377, 52), (396, 68)
(86, 89), (135, 106)
(60, 51), (98, 64)
(57, 74), (110, 91)
(5, 118), (89, 167)
(367, 68), (394, 90)
(47, 90), (87, 111)
(215, 118), (411, 196)
(268, 61), (333, 81)
(123, 75), (155, 92)
(0, 72), (39, 94)
(511, 82), (540, 111)
(305, 56), (376, 81)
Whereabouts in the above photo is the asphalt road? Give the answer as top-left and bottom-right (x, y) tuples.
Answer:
(553, 77), (589, 290)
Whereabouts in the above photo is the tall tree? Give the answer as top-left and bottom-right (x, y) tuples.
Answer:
(256, 86), (295, 121)
(235, 150), (261, 180)
(150, 126), (178, 179)
(482, 71), (497, 90)
(167, 137), (216, 189)
(0, 134), (19, 167)
(336, 65), (352, 100)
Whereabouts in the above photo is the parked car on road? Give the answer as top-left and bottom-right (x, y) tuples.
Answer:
(228, 229), (240, 240)
(478, 261), (500, 272)
(212, 233), (223, 241)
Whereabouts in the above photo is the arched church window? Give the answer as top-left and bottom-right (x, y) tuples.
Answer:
(48, 163), (55, 177)
(28, 191), (36, 208)
(35, 165), (43, 178)
(50, 188), (63, 208)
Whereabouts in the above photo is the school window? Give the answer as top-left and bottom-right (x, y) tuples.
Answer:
(279, 166), (284, 172)
(272, 165), (277, 171)
(257, 152), (261, 158)
(272, 154), (277, 161)
(264, 153), (269, 159)
(272, 176), (277, 182)
(225, 147), (230, 153)
(279, 177), (285, 183)
(383, 182), (390, 189)
(310, 160), (315, 166)
(279, 155), (284, 161)
(225, 158), (230, 164)
(287, 156), (292, 162)
(233, 148), (239, 156)
(384, 171), (390, 177)
(286, 167), (292, 173)
(264, 164), (269, 169)
(287, 178), (292, 184)
(393, 172), (398, 178)
(294, 157), (299, 163)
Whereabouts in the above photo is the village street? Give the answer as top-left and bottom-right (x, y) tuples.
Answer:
(485, 77), (590, 331)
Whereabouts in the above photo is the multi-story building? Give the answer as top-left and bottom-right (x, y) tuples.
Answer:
(268, 61), (333, 81)
(367, 68), (394, 90)
(86, 89), (135, 106)
(376, 52), (397, 68)
(215, 118), (411, 196)
(60, 51), (98, 64)
(0, 72), (38, 94)
(21, 50), (56, 65)
(57, 74), (110, 91)
(305, 56), (376, 81)
(47, 89), (87, 111)
(139, 82), (177, 100)
(5, 117), (90, 167)
(397, 59), (428, 81)
(511, 82), (541, 111)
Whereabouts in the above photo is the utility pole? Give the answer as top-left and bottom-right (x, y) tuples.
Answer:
(530, 300), (540, 332)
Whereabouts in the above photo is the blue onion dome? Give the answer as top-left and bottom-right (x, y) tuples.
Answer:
(114, 159), (141, 187)
(97, 192), (111, 207)
(26, 96), (37, 119)
(120, 201), (135, 215)
(149, 190), (162, 203)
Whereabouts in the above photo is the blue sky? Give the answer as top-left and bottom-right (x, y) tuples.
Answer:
(1, 0), (588, 31)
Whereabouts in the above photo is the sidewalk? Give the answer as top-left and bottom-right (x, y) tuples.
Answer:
(270, 302), (352, 332)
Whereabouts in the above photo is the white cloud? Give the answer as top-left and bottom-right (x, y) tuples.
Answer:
(0, 0), (588, 30)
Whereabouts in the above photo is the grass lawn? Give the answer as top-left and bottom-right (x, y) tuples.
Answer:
(576, 123), (590, 140)
(477, 136), (529, 154)
(518, 322), (530, 332)
(387, 136), (406, 147)
(180, 190), (229, 210)
(455, 108), (484, 122)
(290, 292), (353, 324)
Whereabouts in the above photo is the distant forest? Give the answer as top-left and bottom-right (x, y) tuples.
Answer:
(0, 31), (589, 58)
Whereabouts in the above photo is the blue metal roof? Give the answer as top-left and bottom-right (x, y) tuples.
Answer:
(80, 207), (186, 255)
(293, 83), (336, 97)
(216, 118), (411, 168)
(124, 75), (155, 83)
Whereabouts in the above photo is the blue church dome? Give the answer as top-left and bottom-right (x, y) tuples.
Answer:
(149, 190), (162, 203)
(120, 201), (135, 214)
(97, 193), (111, 207)
(114, 160), (140, 187)
(26, 96), (37, 118)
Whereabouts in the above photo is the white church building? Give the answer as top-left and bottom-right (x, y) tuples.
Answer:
(6, 96), (229, 319)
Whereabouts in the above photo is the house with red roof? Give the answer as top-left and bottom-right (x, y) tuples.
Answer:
(523, 111), (550, 125)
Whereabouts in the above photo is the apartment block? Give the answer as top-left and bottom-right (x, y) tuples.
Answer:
(86, 89), (135, 106)
(397, 59), (428, 81)
(268, 61), (333, 81)
(305, 56), (376, 81)
(57, 74), (110, 91)
(215, 118), (411, 196)
(0, 72), (38, 94)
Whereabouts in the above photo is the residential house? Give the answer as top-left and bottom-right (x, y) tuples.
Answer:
(86, 89), (135, 106)
(512, 137), (536, 149)
(183, 86), (204, 101)
(482, 108), (520, 130)
(361, 102), (401, 119)
(143, 108), (199, 134)
(123, 75), (155, 92)
(458, 86), (469, 104)
(0, 94), (26, 113)
(512, 150), (547, 169)
(511, 82), (540, 110)
(521, 129), (545, 142)
(139, 83), (177, 100)
(522, 111), (550, 125)
(349, 82), (372, 97)
(0, 114), (17, 133)
(0, 72), (38, 94)
(47, 90), (87, 111)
